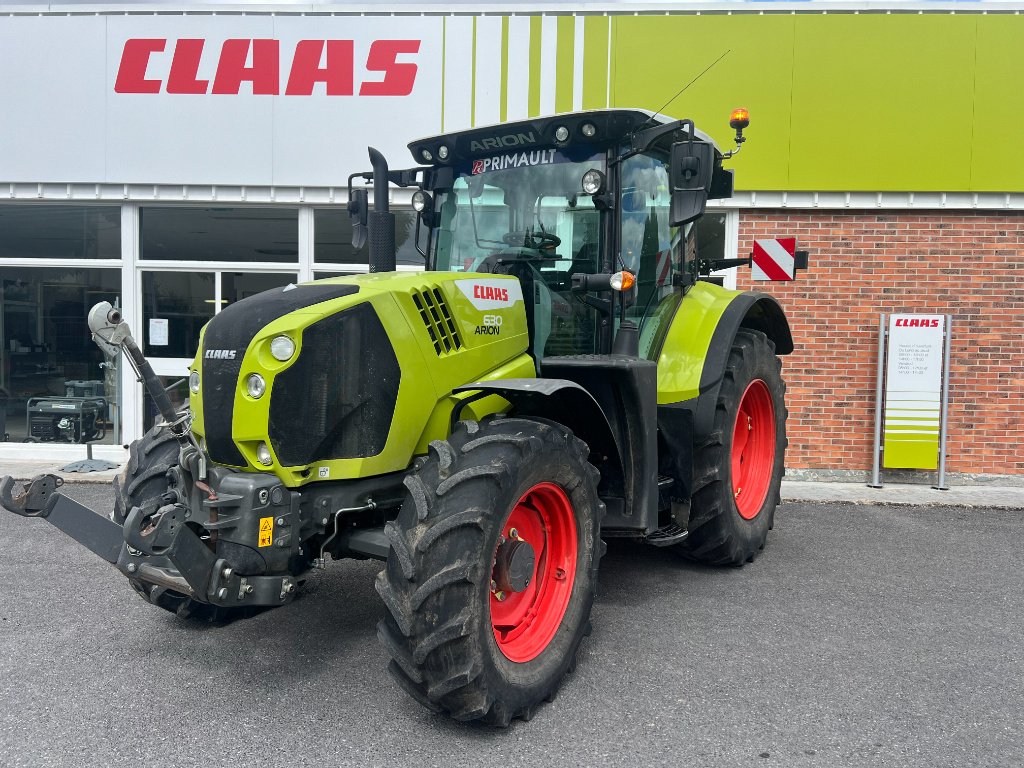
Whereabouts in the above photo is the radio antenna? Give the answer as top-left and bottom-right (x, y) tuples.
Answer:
(643, 49), (731, 127)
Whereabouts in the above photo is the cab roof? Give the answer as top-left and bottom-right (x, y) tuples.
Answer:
(408, 108), (720, 166)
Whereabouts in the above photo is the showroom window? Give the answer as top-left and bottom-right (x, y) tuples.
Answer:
(0, 205), (121, 260)
(140, 207), (299, 262)
(0, 266), (121, 444)
(140, 271), (215, 358)
(314, 207), (423, 269)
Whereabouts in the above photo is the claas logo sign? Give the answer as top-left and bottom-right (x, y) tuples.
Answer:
(114, 38), (421, 96)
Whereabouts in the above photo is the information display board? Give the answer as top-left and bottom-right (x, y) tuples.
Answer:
(882, 314), (946, 469)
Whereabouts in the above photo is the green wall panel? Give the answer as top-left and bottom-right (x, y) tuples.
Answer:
(789, 14), (975, 192)
(972, 15), (1024, 190)
(611, 14), (796, 192)
(607, 12), (1015, 193)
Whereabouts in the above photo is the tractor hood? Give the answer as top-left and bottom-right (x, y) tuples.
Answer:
(189, 273), (531, 486)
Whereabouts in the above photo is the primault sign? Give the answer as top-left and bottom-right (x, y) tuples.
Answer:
(0, 15), (443, 186)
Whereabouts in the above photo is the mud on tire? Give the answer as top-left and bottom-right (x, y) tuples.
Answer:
(676, 329), (788, 566)
(376, 417), (605, 725)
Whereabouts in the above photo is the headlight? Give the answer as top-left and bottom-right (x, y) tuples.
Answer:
(256, 442), (273, 466)
(582, 169), (605, 196)
(189, 370), (200, 393)
(270, 335), (295, 361)
(246, 373), (266, 399)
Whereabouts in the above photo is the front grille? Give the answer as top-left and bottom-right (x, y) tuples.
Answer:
(268, 303), (400, 467)
(201, 282), (359, 466)
(412, 287), (462, 355)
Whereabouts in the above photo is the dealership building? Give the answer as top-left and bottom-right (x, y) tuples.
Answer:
(0, 0), (1020, 479)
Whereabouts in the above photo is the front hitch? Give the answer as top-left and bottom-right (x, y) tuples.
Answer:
(2, 472), (301, 608)
(0, 474), (64, 517)
(1, 473), (124, 563)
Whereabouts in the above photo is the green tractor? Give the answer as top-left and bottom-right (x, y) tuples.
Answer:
(1, 108), (800, 725)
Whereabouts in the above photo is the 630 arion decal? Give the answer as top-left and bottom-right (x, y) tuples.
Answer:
(114, 38), (421, 95)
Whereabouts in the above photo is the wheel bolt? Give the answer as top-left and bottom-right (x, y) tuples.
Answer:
(494, 591), (506, 602)
(490, 579), (497, 591)
(555, 568), (566, 580)
(509, 528), (519, 539)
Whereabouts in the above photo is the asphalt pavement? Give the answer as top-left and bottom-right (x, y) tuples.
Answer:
(1, 483), (1022, 767)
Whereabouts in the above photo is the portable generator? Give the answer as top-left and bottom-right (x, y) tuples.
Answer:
(26, 397), (106, 443)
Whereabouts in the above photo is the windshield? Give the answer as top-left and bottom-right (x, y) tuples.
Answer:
(432, 148), (605, 274)
(431, 148), (606, 359)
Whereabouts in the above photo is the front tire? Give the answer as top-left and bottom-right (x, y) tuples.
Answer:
(376, 417), (605, 725)
(113, 423), (200, 616)
(677, 329), (788, 565)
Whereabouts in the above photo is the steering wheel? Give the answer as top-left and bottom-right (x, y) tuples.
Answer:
(501, 230), (562, 250)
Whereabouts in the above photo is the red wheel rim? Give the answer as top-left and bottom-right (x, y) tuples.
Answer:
(490, 482), (578, 663)
(731, 379), (776, 520)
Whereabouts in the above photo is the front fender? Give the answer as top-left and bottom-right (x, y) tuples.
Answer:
(452, 378), (626, 501)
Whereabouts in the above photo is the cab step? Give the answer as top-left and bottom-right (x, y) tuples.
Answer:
(646, 523), (688, 547)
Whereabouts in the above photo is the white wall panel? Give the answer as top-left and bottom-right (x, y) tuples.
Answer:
(473, 15), (503, 128)
(0, 16), (108, 182)
(442, 15), (473, 133)
(505, 16), (531, 122)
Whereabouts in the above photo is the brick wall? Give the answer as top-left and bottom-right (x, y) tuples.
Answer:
(735, 210), (1024, 475)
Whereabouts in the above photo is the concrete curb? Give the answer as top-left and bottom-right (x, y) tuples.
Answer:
(782, 480), (1024, 510)
(2, 462), (1022, 509)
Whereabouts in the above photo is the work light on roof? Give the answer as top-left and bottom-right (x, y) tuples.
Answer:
(554, 125), (570, 143)
(581, 122), (597, 138)
(437, 145), (449, 160)
(421, 148), (433, 162)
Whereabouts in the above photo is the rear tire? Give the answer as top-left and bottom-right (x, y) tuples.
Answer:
(677, 329), (787, 566)
(376, 417), (605, 725)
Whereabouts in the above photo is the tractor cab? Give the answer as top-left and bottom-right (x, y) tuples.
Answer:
(350, 109), (741, 363)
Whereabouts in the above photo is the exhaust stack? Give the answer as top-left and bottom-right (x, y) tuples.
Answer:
(367, 147), (396, 273)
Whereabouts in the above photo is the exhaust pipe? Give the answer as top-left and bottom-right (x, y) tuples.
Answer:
(367, 147), (396, 273)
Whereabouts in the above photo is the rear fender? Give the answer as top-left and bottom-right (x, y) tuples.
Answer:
(656, 281), (792, 436)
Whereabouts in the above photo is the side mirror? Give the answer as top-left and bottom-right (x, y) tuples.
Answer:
(668, 138), (714, 226)
(347, 188), (368, 250)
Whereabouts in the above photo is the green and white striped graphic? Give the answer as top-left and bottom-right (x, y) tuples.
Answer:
(441, 14), (611, 131)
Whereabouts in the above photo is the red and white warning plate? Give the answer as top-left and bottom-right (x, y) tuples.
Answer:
(751, 237), (796, 281)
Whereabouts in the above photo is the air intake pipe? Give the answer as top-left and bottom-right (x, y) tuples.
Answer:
(367, 147), (396, 273)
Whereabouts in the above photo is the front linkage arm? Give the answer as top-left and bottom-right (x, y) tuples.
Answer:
(0, 474), (123, 564)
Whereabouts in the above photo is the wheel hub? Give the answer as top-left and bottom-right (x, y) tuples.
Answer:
(731, 378), (777, 520)
(493, 535), (536, 594)
(490, 482), (578, 663)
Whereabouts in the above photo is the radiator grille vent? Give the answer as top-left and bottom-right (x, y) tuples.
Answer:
(412, 288), (462, 355)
